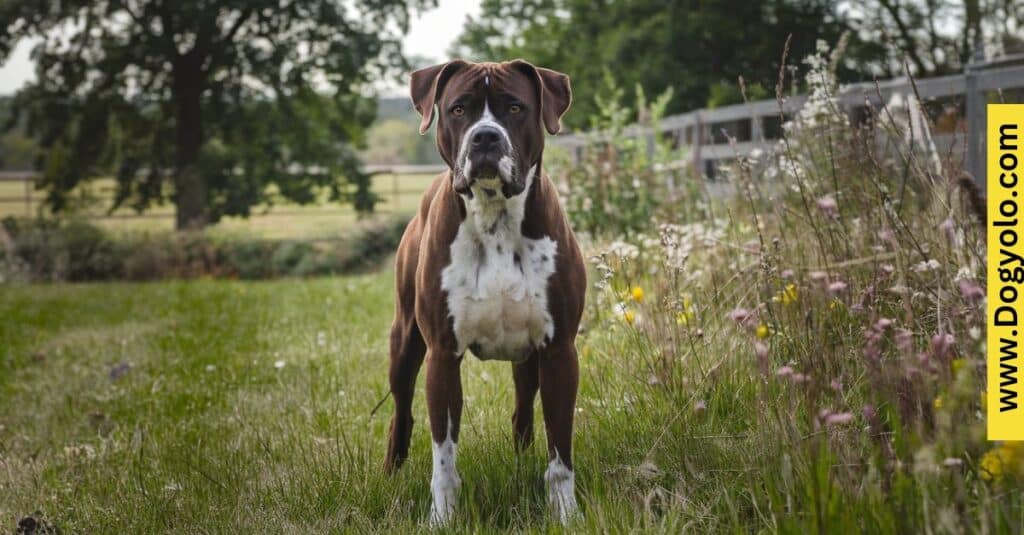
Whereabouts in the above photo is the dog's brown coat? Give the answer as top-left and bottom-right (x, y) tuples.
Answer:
(384, 61), (585, 483)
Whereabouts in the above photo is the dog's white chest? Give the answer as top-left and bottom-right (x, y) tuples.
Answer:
(441, 206), (556, 361)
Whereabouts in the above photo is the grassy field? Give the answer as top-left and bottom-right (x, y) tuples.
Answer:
(0, 229), (1016, 534)
(0, 173), (438, 240)
(0, 270), (723, 533)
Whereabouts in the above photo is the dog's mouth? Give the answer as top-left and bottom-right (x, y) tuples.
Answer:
(455, 154), (522, 198)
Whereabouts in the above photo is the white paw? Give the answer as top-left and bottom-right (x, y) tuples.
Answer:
(429, 471), (460, 527)
(545, 456), (580, 524)
(430, 435), (460, 527)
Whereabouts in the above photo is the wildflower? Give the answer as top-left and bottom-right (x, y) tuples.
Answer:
(951, 359), (967, 376)
(912, 259), (941, 272)
(830, 379), (843, 392)
(274, 360), (286, 369)
(780, 269), (795, 279)
(808, 270), (829, 282)
(775, 283), (798, 305)
(943, 458), (963, 468)
(895, 328), (914, 354)
(827, 281), (848, 294)
(676, 310), (695, 326)
(825, 412), (854, 426)
(756, 323), (771, 339)
(729, 307), (752, 323)
(931, 332), (954, 360)
(816, 195), (839, 219)
(205, 364), (216, 373)
(979, 444), (1023, 483)
(694, 400), (707, 414)
(933, 396), (943, 410)
(776, 366), (794, 377)
(607, 240), (640, 260)
(958, 279), (984, 303)
(630, 286), (645, 303)
(623, 309), (636, 326)
(828, 299), (842, 310)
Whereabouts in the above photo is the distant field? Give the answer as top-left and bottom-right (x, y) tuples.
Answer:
(0, 172), (440, 239)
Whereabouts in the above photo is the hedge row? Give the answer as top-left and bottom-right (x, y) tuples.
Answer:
(0, 216), (409, 282)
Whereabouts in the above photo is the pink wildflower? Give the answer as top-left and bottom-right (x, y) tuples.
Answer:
(817, 195), (839, 218)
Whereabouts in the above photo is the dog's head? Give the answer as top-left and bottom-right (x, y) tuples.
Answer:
(410, 60), (572, 198)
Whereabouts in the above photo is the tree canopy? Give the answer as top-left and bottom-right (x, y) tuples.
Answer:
(0, 0), (430, 228)
(454, 0), (1024, 130)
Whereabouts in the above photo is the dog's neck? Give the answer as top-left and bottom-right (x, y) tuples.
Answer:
(458, 164), (537, 238)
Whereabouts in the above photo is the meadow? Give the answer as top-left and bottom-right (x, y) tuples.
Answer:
(0, 173), (438, 240)
(2, 47), (1021, 533)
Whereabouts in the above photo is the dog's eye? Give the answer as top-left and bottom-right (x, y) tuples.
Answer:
(451, 105), (465, 117)
(509, 104), (522, 114)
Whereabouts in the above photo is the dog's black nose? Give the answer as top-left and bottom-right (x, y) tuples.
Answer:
(471, 127), (502, 151)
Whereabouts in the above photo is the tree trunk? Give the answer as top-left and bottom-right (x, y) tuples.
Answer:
(172, 55), (208, 230)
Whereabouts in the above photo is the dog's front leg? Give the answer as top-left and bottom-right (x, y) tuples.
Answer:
(539, 342), (580, 524)
(425, 351), (463, 526)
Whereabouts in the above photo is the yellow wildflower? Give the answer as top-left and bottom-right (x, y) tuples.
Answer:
(631, 286), (645, 303)
(623, 309), (636, 325)
(777, 283), (798, 305)
(676, 310), (695, 326)
(951, 358), (967, 376)
(933, 396), (943, 410)
(756, 323), (770, 339)
(979, 443), (1024, 483)
(829, 299), (842, 310)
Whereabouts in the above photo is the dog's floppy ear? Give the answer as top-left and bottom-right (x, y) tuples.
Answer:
(510, 60), (572, 135)
(410, 60), (468, 135)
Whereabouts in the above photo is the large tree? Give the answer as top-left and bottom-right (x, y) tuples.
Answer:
(455, 0), (1023, 130)
(454, 0), (852, 129)
(0, 0), (430, 229)
(839, 0), (1023, 78)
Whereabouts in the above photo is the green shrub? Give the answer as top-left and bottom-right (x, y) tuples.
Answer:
(0, 215), (409, 283)
(550, 75), (697, 239)
(60, 220), (123, 281)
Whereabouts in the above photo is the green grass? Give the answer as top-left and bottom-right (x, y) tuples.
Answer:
(0, 173), (438, 240)
(2, 263), (1014, 533)
(0, 272), (709, 533)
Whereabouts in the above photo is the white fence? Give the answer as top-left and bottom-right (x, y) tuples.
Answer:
(550, 52), (1024, 194)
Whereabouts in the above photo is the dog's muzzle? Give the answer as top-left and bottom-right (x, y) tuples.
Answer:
(456, 125), (522, 197)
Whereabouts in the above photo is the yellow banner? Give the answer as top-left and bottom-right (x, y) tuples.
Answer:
(988, 104), (1024, 440)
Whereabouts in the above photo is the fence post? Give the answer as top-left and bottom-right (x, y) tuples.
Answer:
(692, 112), (703, 178)
(392, 171), (399, 213)
(24, 175), (31, 217)
(965, 42), (986, 194)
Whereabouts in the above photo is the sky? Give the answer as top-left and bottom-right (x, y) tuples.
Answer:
(0, 0), (481, 96)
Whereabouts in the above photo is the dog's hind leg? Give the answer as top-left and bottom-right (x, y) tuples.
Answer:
(384, 317), (425, 473)
(511, 353), (539, 450)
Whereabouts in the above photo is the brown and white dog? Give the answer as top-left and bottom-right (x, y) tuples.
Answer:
(383, 59), (586, 525)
